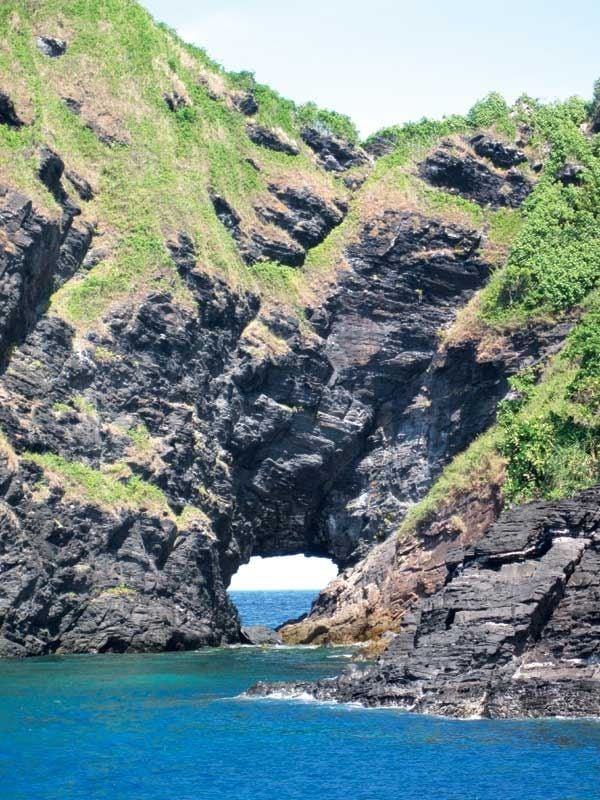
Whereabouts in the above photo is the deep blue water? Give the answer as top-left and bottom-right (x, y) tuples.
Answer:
(230, 589), (317, 628)
(0, 592), (599, 800)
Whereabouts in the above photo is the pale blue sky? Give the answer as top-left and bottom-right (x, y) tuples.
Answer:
(141, 0), (600, 136)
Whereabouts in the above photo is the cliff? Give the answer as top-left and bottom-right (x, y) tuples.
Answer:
(0, 0), (599, 716)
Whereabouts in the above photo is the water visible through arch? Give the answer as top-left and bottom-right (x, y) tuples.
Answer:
(228, 555), (338, 630)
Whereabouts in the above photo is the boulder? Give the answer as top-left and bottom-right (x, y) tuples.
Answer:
(241, 625), (283, 645)
(0, 92), (23, 128)
(36, 36), (67, 58)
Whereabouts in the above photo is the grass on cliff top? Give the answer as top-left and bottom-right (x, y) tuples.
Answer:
(0, 0), (347, 325)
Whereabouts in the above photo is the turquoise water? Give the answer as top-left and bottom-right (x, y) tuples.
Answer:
(0, 593), (599, 800)
(230, 589), (317, 628)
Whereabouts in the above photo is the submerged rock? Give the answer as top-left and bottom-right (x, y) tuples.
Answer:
(241, 625), (282, 645)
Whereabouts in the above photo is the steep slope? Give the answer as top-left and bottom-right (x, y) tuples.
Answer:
(1, 0), (600, 702)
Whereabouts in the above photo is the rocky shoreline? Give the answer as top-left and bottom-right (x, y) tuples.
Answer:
(248, 488), (600, 718)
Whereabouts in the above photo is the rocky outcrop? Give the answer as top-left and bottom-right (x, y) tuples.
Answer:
(163, 91), (188, 112)
(364, 132), (397, 159)
(63, 96), (129, 147)
(469, 134), (527, 169)
(419, 140), (532, 208)
(280, 313), (574, 646)
(300, 126), (371, 172)
(211, 183), (346, 267)
(0, 164), (90, 368)
(255, 186), (347, 251)
(241, 625), (282, 645)
(0, 92), (23, 128)
(246, 124), (300, 156)
(249, 487), (600, 718)
(0, 172), (509, 655)
(233, 92), (258, 116)
(36, 36), (67, 58)
(0, 118), (582, 682)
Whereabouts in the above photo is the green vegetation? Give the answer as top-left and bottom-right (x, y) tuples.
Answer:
(497, 299), (600, 503)
(100, 584), (136, 597)
(296, 102), (359, 143)
(23, 452), (171, 514)
(482, 98), (600, 322)
(0, 0), (342, 324)
(466, 92), (515, 136)
(4, 0), (600, 530)
(127, 423), (153, 455)
(399, 428), (503, 536)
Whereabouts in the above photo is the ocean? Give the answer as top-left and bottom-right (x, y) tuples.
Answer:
(0, 591), (598, 800)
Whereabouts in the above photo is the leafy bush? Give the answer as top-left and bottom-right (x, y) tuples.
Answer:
(482, 99), (600, 321)
(296, 102), (359, 143)
(467, 92), (514, 134)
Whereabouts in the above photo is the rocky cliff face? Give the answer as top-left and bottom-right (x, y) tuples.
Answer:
(1, 0), (599, 720)
(0, 120), (548, 657)
(250, 487), (600, 718)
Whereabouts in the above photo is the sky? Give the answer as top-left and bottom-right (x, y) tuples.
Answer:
(140, 0), (600, 136)
(229, 555), (338, 591)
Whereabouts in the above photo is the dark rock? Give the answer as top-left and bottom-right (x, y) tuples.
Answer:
(557, 162), (584, 186)
(241, 625), (282, 645)
(63, 99), (128, 147)
(210, 193), (241, 233)
(211, 185), (346, 268)
(234, 92), (258, 116)
(163, 91), (188, 112)
(364, 132), (397, 158)
(86, 119), (128, 147)
(0, 92), (24, 128)
(301, 126), (371, 172)
(246, 124), (299, 156)
(255, 185), (346, 250)
(36, 36), (67, 58)
(37, 147), (80, 219)
(65, 170), (94, 201)
(0, 186), (91, 367)
(53, 222), (95, 290)
(63, 96), (82, 115)
(0, 151), (574, 666)
(469, 134), (527, 169)
(254, 487), (600, 718)
(419, 141), (533, 208)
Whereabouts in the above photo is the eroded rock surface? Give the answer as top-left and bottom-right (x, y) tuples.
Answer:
(300, 126), (371, 172)
(246, 124), (300, 156)
(0, 133), (583, 681)
(211, 183), (346, 267)
(419, 140), (532, 208)
(36, 36), (67, 58)
(0, 173), (508, 655)
(0, 92), (24, 128)
(249, 488), (600, 718)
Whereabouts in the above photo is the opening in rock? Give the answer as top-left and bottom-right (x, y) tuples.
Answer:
(229, 555), (338, 632)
